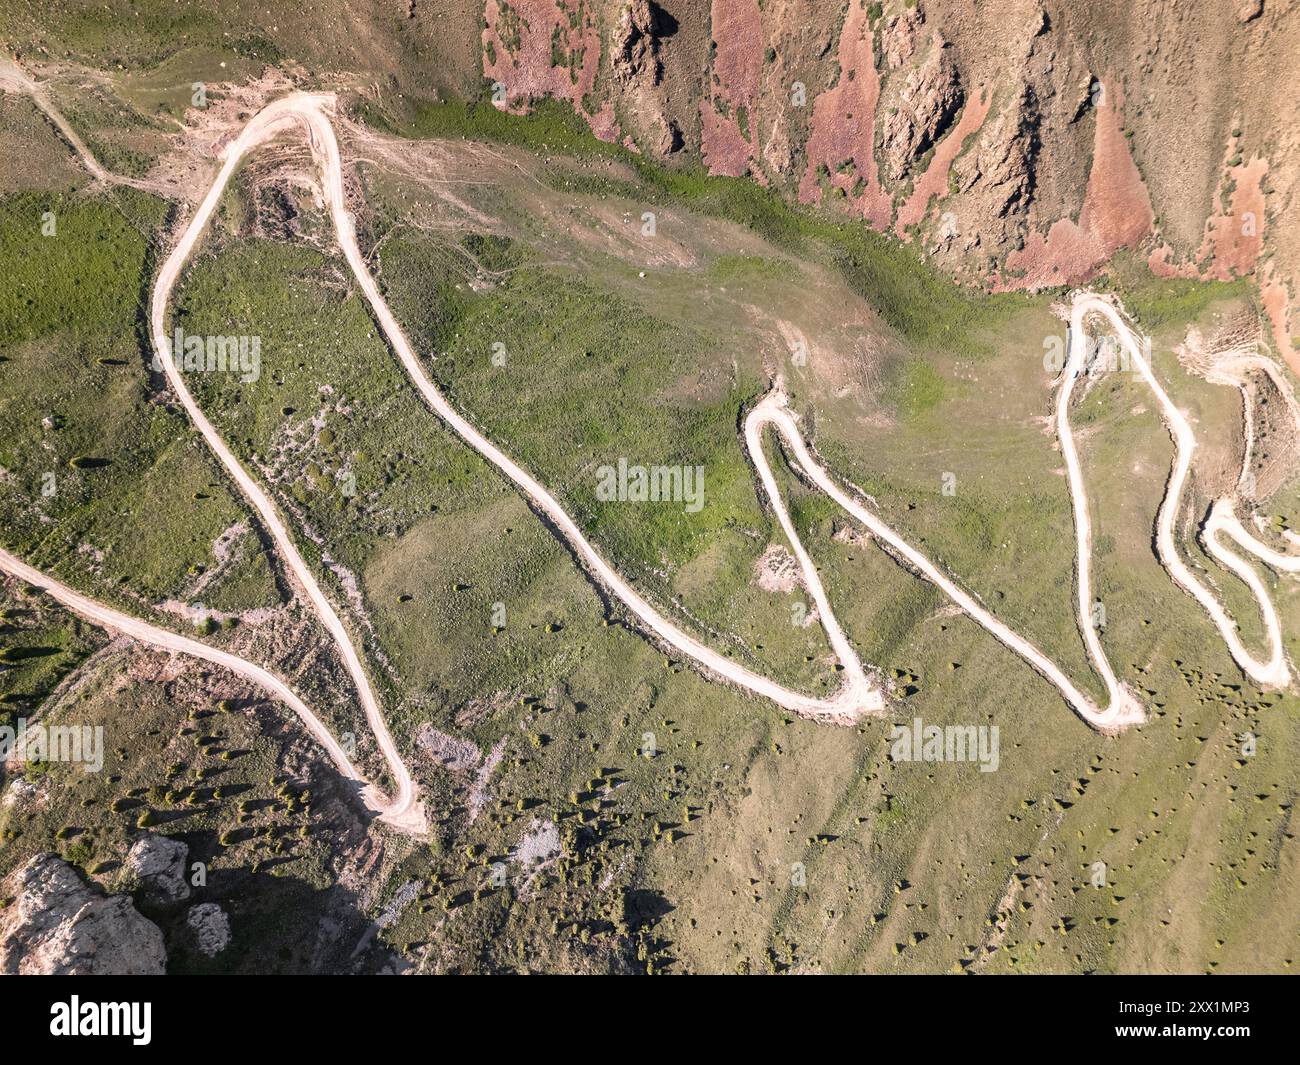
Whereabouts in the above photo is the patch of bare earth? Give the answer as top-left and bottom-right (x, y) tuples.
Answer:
(483, 0), (618, 141)
(154, 69), (303, 204)
(699, 0), (764, 179)
(510, 817), (561, 891)
(797, 0), (892, 230)
(1260, 263), (1296, 372)
(416, 725), (483, 774)
(754, 543), (800, 593)
(1148, 149), (1269, 282)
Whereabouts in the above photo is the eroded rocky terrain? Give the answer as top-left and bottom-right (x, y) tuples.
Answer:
(469, 0), (1299, 367)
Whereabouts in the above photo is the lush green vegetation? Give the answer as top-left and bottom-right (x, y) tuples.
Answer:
(0, 187), (279, 614)
(0, 188), (160, 350)
(1101, 252), (1251, 329)
(4, 2), (281, 69)
(361, 96), (625, 163)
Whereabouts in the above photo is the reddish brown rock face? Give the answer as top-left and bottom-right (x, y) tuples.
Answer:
(700, 98), (760, 179)
(709, 0), (764, 109)
(797, 0), (892, 231)
(482, 0), (618, 142)
(699, 0), (764, 179)
(474, 0), (1296, 349)
(1261, 264), (1297, 373)
(1146, 148), (1291, 369)
(1149, 153), (1269, 283)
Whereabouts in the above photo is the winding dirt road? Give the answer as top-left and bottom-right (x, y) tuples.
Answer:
(146, 96), (425, 833)
(135, 93), (888, 842)
(1064, 295), (1296, 692)
(752, 391), (1143, 731)
(145, 93), (1300, 733)
(0, 547), (390, 817)
(5, 71), (1299, 836)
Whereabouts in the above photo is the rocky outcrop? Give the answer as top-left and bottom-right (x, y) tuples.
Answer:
(1237, 0), (1263, 23)
(127, 832), (191, 902)
(881, 43), (965, 181)
(895, 88), (992, 238)
(608, 0), (682, 155)
(185, 902), (231, 957)
(655, 117), (684, 155)
(0, 854), (166, 975)
(610, 0), (661, 87)
(1002, 86), (1154, 288)
(882, 5), (925, 70)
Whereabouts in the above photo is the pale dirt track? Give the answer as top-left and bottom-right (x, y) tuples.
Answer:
(752, 391), (1143, 731)
(4, 74), (1299, 833)
(0, 60), (153, 192)
(150, 94), (1300, 731)
(1064, 295), (1296, 692)
(0, 547), (388, 815)
(147, 96), (425, 833)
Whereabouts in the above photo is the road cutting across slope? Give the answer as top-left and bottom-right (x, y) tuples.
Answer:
(0, 547), (395, 823)
(146, 96), (426, 833)
(1064, 294), (1296, 691)
(1, 63), (426, 834)
(276, 93), (884, 724)
(225, 93), (1139, 731)
(6, 66), (1298, 836)
(215, 95), (1294, 730)
(1208, 500), (1300, 575)
(0, 59), (152, 191)
(750, 391), (1143, 731)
